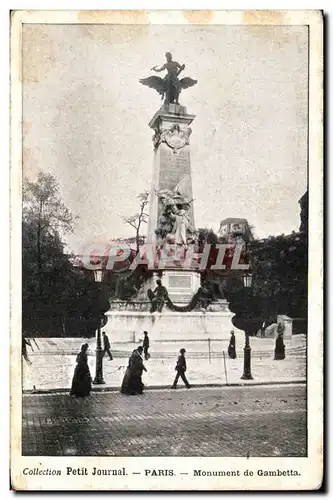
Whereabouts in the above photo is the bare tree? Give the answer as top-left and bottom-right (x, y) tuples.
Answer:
(122, 190), (149, 254)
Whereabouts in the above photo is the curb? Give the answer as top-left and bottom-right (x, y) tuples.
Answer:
(23, 380), (306, 395)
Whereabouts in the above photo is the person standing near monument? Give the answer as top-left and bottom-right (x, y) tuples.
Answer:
(172, 348), (191, 389)
(102, 331), (113, 361)
(142, 331), (150, 360)
(274, 324), (286, 360)
(228, 330), (236, 359)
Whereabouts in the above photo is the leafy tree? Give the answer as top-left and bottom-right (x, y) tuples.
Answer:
(22, 212), (74, 335)
(224, 230), (308, 337)
(226, 288), (263, 336)
(223, 191), (308, 337)
(196, 227), (246, 299)
(249, 231), (308, 323)
(23, 171), (76, 297)
(22, 171), (111, 337)
(197, 227), (218, 249)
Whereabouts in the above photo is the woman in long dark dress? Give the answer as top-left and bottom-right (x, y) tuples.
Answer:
(70, 343), (92, 397)
(274, 324), (286, 360)
(228, 331), (236, 359)
(121, 346), (147, 395)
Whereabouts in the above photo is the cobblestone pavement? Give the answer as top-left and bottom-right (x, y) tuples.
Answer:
(22, 384), (307, 457)
(23, 336), (306, 391)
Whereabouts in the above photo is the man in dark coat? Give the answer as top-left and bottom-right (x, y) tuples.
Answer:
(102, 331), (113, 360)
(143, 331), (150, 360)
(171, 348), (191, 389)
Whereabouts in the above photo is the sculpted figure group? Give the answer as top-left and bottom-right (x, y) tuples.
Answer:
(154, 188), (197, 250)
(140, 52), (197, 105)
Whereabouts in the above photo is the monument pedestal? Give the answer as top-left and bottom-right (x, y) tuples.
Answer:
(105, 308), (239, 343)
(104, 102), (237, 343)
(145, 269), (201, 305)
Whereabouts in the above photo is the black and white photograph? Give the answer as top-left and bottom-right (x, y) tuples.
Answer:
(10, 9), (323, 491)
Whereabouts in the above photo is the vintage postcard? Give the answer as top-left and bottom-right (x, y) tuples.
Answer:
(10, 10), (323, 491)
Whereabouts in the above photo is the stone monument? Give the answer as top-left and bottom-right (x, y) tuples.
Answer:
(105, 54), (238, 342)
(144, 102), (202, 305)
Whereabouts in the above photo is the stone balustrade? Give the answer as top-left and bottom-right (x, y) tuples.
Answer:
(109, 301), (151, 312)
(108, 299), (230, 313)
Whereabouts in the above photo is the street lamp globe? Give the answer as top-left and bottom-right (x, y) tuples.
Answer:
(243, 273), (252, 288)
(94, 269), (103, 283)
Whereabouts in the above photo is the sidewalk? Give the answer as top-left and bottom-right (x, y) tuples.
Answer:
(23, 336), (306, 392)
(26, 335), (306, 357)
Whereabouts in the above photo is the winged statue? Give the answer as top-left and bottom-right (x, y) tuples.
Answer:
(139, 52), (197, 105)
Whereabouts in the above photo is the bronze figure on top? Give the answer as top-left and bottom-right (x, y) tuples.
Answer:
(139, 52), (197, 105)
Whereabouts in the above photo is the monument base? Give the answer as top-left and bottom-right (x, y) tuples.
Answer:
(144, 269), (201, 305)
(105, 309), (239, 343)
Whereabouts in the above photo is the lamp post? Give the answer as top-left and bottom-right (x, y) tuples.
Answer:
(241, 272), (253, 380)
(93, 269), (105, 385)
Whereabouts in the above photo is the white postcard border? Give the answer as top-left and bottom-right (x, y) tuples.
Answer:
(10, 9), (323, 491)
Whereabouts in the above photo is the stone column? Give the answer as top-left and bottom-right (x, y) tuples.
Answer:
(147, 103), (196, 243)
(146, 103), (200, 305)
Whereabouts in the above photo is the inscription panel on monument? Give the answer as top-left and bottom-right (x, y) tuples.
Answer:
(158, 144), (194, 225)
(168, 275), (192, 289)
(159, 145), (191, 191)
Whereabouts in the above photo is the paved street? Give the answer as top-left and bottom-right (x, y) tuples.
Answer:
(22, 384), (306, 457)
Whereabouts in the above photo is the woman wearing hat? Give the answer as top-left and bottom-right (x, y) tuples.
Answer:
(172, 348), (191, 389)
(70, 343), (92, 397)
(121, 346), (147, 395)
(228, 330), (236, 359)
(274, 323), (286, 360)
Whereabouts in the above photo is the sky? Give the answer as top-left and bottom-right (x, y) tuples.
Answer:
(22, 23), (308, 253)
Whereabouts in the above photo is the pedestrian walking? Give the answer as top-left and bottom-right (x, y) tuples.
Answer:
(22, 336), (33, 365)
(70, 343), (92, 397)
(143, 331), (150, 360)
(259, 321), (266, 338)
(171, 348), (191, 389)
(102, 331), (113, 360)
(227, 330), (236, 359)
(121, 346), (147, 395)
(274, 324), (285, 360)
